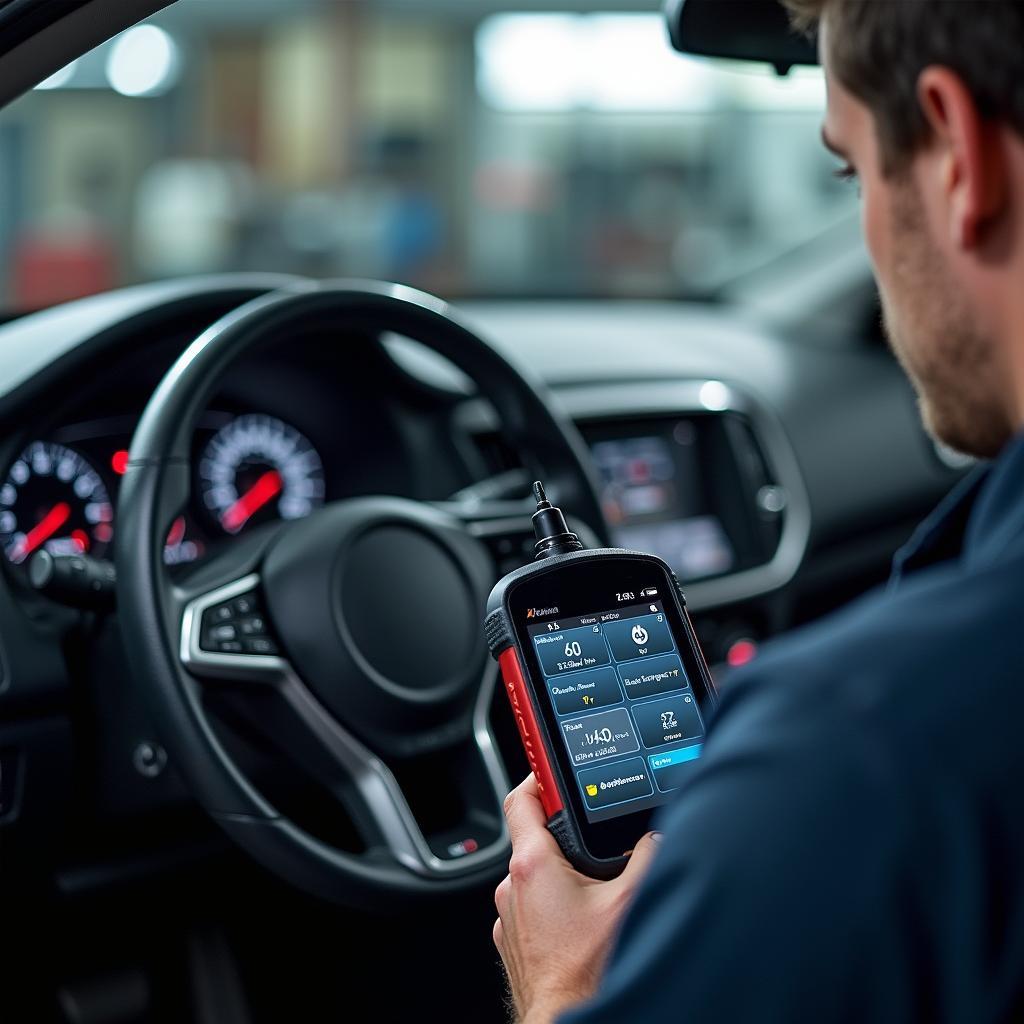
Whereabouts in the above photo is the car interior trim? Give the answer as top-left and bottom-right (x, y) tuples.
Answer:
(558, 379), (812, 610)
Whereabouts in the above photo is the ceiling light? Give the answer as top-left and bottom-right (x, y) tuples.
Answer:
(106, 25), (179, 98)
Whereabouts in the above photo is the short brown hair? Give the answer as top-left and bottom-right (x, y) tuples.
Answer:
(781, 0), (1024, 172)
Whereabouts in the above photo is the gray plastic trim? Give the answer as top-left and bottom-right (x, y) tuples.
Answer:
(558, 379), (811, 610)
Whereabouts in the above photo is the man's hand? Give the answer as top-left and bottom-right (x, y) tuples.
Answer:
(493, 774), (662, 1024)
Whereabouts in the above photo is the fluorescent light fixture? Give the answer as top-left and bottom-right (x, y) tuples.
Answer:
(106, 25), (180, 97)
(476, 14), (584, 112)
(476, 13), (717, 112)
(585, 15), (716, 111)
(476, 12), (826, 113)
(34, 60), (79, 91)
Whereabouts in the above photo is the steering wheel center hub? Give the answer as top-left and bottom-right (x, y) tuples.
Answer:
(338, 523), (478, 694)
(262, 497), (492, 753)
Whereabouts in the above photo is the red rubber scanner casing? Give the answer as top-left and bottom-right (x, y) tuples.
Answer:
(497, 646), (564, 819)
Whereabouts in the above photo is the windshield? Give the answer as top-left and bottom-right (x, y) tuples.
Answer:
(0, 0), (856, 310)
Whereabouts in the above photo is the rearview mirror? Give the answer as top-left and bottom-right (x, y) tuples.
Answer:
(665, 0), (817, 74)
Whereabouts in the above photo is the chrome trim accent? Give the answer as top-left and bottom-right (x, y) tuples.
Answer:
(181, 574), (510, 878)
(558, 380), (812, 611)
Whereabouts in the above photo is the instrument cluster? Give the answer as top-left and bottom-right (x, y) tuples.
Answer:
(0, 411), (326, 570)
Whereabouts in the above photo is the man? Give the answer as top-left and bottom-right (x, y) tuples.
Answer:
(493, 1), (1024, 1021)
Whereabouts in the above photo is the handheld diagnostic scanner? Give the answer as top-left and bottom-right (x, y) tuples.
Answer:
(484, 482), (717, 878)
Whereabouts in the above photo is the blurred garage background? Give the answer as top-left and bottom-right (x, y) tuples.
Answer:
(0, 0), (856, 311)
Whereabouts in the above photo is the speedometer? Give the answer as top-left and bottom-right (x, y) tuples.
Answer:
(0, 441), (114, 565)
(198, 414), (325, 535)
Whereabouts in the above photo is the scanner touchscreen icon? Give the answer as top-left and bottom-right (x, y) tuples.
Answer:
(585, 784), (599, 797)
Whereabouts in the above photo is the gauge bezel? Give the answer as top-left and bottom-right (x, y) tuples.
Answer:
(0, 440), (114, 565)
(197, 412), (326, 536)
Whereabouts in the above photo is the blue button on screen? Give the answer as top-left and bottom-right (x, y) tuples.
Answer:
(649, 744), (703, 793)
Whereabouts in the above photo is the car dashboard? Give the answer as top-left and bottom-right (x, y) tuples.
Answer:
(0, 274), (964, 901)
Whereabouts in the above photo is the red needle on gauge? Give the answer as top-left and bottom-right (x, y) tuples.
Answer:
(220, 471), (282, 533)
(12, 501), (71, 562)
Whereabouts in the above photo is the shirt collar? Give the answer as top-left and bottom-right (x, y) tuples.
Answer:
(889, 429), (1024, 589)
(963, 428), (1024, 569)
(888, 464), (988, 590)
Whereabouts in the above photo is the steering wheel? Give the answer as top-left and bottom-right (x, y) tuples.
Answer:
(115, 281), (608, 906)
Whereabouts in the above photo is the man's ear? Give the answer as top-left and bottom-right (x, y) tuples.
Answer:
(916, 65), (1007, 250)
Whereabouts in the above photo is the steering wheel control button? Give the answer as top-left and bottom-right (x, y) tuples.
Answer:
(243, 638), (278, 655)
(199, 589), (278, 656)
(533, 624), (611, 676)
(547, 666), (623, 716)
(577, 756), (653, 811)
(630, 692), (703, 749)
(649, 744), (703, 793)
(617, 653), (690, 700)
(603, 613), (673, 662)
(559, 707), (639, 766)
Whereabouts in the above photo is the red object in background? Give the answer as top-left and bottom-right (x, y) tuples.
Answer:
(726, 638), (758, 669)
(11, 229), (116, 310)
(71, 529), (90, 553)
(111, 450), (130, 476)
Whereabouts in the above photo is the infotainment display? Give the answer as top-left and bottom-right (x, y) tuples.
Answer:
(588, 422), (736, 580)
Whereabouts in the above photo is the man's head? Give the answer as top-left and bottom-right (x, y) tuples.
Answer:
(782, 0), (1024, 458)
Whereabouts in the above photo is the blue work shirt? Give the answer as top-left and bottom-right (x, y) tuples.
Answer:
(560, 431), (1024, 1024)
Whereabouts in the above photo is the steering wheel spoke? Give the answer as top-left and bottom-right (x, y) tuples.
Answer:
(180, 572), (510, 877)
(180, 573), (284, 681)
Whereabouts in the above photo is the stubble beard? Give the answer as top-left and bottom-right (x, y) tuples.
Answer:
(880, 181), (1011, 460)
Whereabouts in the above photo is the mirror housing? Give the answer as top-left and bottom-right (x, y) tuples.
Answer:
(665, 0), (817, 74)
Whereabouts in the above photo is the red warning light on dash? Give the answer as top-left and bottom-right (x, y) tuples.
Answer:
(726, 638), (758, 669)
(111, 449), (130, 475)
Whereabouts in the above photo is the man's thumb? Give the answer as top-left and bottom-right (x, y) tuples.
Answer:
(617, 830), (663, 887)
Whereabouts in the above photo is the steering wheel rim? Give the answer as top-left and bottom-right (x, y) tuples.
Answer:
(115, 280), (608, 906)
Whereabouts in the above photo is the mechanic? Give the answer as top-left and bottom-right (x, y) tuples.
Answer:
(493, 1), (1024, 1020)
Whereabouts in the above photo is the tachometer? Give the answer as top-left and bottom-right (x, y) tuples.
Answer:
(0, 441), (114, 565)
(198, 414), (325, 534)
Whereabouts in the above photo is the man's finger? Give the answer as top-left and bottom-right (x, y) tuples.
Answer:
(503, 774), (559, 853)
(613, 830), (663, 891)
(495, 873), (512, 917)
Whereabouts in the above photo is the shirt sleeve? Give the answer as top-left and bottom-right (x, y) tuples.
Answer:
(556, 662), (916, 1024)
